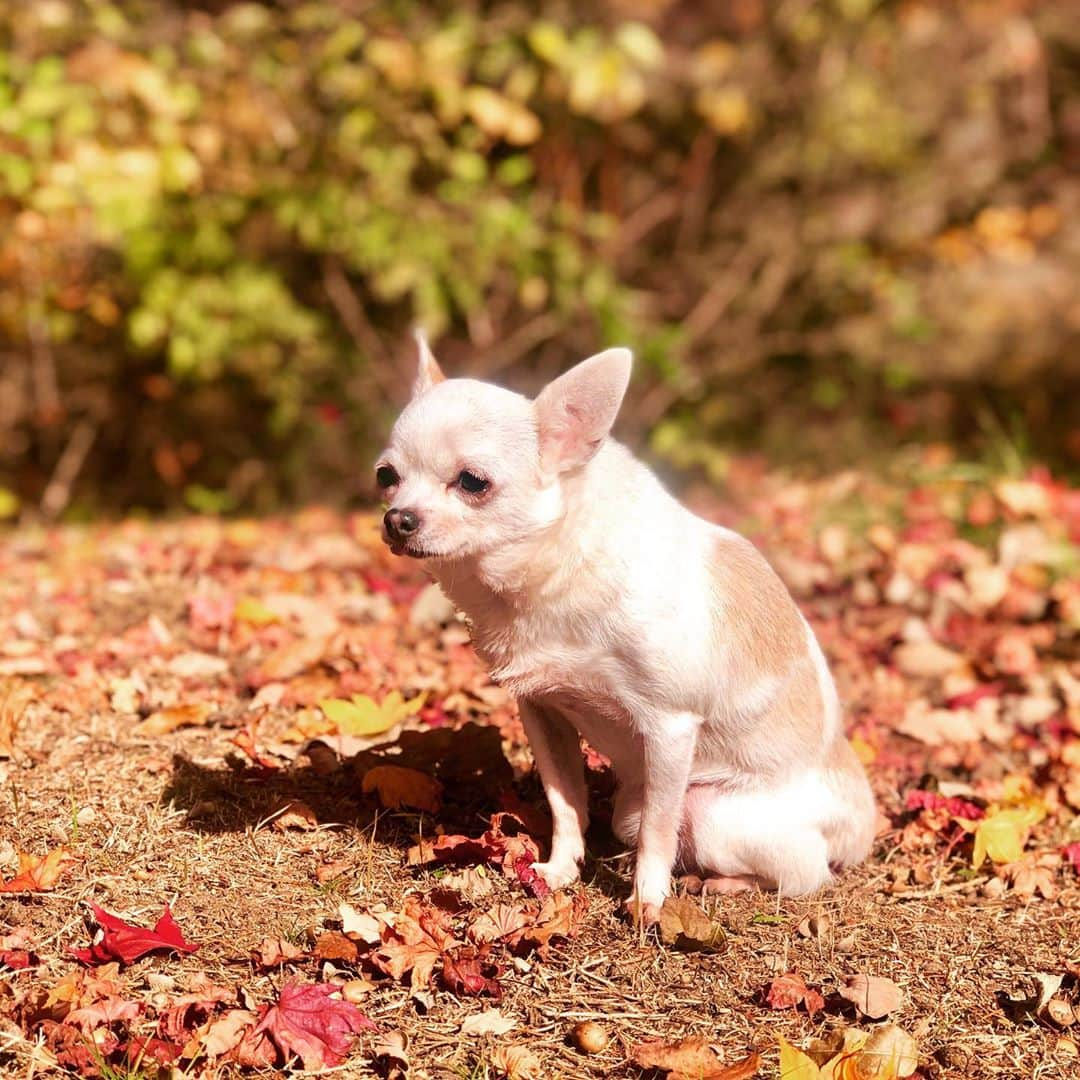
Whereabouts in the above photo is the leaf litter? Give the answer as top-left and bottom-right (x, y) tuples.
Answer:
(0, 459), (1077, 1075)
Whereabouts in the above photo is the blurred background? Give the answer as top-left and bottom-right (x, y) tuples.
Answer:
(0, 0), (1078, 518)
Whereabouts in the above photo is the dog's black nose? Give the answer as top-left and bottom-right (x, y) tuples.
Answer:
(384, 507), (420, 540)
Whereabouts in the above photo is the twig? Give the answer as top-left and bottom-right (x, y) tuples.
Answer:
(470, 312), (563, 378)
(321, 257), (398, 406)
(40, 418), (97, 520)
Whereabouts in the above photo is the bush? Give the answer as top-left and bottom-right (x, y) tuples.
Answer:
(0, 1), (1077, 514)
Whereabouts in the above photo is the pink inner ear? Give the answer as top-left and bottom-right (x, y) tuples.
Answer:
(541, 402), (596, 471)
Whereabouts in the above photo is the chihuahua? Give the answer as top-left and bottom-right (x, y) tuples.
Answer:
(377, 335), (875, 922)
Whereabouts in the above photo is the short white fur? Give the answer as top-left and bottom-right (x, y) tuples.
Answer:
(377, 341), (876, 921)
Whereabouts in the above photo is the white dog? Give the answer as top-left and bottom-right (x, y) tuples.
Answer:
(377, 335), (875, 923)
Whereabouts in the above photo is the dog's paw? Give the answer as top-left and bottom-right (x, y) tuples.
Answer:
(623, 895), (663, 928)
(530, 859), (580, 891)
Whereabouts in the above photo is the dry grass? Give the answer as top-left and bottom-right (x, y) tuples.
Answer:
(0, 509), (1077, 1079)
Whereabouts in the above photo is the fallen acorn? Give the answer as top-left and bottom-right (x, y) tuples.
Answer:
(570, 1020), (609, 1054)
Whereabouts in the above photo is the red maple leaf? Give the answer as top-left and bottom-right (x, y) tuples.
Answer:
(71, 904), (200, 966)
(1064, 842), (1080, 873)
(126, 1035), (183, 1067)
(442, 946), (503, 999)
(765, 972), (825, 1016)
(512, 854), (551, 899)
(0, 948), (34, 969)
(253, 981), (376, 1071)
(905, 789), (985, 821)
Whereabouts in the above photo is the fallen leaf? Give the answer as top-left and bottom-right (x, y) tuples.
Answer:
(361, 764), (442, 812)
(1002, 852), (1060, 899)
(201, 1008), (260, 1059)
(315, 931), (360, 963)
(442, 946), (503, 999)
(133, 703), (214, 736)
(893, 640), (964, 678)
(658, 895), (726, 952)
(374, 896), (459, 990)
(156, 976), (236, 1043)
(252, 936), (308, 969)
(631, 1036), (760, 1079)
(489, 1043), (543, 1079)
(253, 980), (376, 1071)
(319, 690), (425, 737)
(339, 902), (383, 945)
(510, 891), (589, 957)
(840, 974), (903, 1019)
(315, 858), (351, 884)
(468, 902), (532, 944)
(235, 596), (280, 625)
(371, 1029), (410, 1078)
(859, 1024), (919, 1078)
(230, 721), (284, 772)
(0, 847), (79, 893)
(248, 635), (332, 688)
(1064, 842), (1080, 873)
(968, 802), (1046, 867)
(63, 994), (141, 1034)
(777, 1034), (822, 1080)
(777, 1026), (918, 1080)
(71, 903), (200, 965)
(766, 972), (825, 1016)
(269, 800), (319, 831)
(0, 679), (32, 758)
(461, 1007), (517, 1036)
(512, 853), (550, 898)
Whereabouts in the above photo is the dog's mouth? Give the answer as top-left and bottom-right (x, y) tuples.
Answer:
(384, 534), (437, 560)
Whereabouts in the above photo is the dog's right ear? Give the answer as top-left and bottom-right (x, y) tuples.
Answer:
(412, 329), (446, 397)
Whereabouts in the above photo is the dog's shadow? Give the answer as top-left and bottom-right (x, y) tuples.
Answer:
(162, 721), (628, 898)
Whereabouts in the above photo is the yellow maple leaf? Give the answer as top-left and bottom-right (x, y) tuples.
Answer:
(318, 691), (426, 737)
(777, 1027), (918, 1080)
(970, 802), (1045, 868)
(778, 1034), (822, 1080)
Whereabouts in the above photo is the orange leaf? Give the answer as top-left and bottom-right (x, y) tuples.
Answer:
(361, 765), (442, 812)
(631, 1037), (760, 1079)
(134, 703), (214, 736)
(0, 848), (79, 893)
(0, 679), (33, 758)
(269, 800), (319, 831)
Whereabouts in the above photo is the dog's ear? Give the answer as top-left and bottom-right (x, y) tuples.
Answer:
(534, 348), (632, 473)
(412, 329), (446, 397)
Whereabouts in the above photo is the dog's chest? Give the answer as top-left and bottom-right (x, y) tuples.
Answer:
(472, 609), (633, 727)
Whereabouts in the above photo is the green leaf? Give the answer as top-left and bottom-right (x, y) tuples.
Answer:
(234, 597), (279, 625)
(318, 691), (426, 737)
(971, 803), (1045, 868)
(0, 488), (20, 520)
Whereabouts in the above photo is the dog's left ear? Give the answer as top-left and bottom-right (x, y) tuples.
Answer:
(534, 348), (632, 473)
(412, 329), (446, 397)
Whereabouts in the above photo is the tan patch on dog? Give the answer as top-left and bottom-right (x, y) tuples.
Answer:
(709, 534), (826, 755)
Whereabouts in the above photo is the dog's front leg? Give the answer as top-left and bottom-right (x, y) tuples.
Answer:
(628, 712), (699, 925)
(519, 699), (589, 890)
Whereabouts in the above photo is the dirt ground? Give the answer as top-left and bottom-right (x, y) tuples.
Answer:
(1, 458), (1078, 1079)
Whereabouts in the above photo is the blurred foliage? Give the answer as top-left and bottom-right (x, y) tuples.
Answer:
(0, 0), (1078, 513)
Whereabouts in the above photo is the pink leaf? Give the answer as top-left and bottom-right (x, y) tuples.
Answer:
(254, 981), (376, 1070)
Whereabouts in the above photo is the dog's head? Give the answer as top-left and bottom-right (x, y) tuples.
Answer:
(376, 333), (631, 561)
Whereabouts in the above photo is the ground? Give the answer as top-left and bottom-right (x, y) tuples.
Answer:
(0, 452), (1078, 1079)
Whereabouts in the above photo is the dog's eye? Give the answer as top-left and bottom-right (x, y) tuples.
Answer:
(457, 470), (490, 494)
(375, 465), (399, 489)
